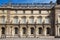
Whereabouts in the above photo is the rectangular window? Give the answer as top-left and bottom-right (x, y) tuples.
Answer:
(10, 10), (16, 14)
(17, 10), (23, 14)
(41, 10), (48, 14)
(4, 10), (7, 13)
(25, 10), (31, 14)
(45, 18), (50, 24)
(0, 17), (5, 23)
(29, 18), (34, 24)
(0, 10), (3, 13)
(58, 16), (60, 23)
(33, 10), (39, 14)
(13, 18), (18, 24)
(37, 18), (42, 24)
(21, 18), (26, 24)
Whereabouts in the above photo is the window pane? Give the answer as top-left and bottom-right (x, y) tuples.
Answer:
(41, 10), (48, 14)
(10, 10), (16, 14)
(37, 17), (42, 24)
(29, 17), (34, 24)
(58, 16), (60, 23)
(1, 17), (5, 23)
(25, 10), (31, 14)
(4, 10), (7, 13)
(59, 29), (60, 34)
(13, 17), (18, 24)
(33, 10), (39, 14)
(21, 17), (26, 24)
(0, 10), (3, 13)
(17, 10), (23, 14)
(45, 18), (50, 23)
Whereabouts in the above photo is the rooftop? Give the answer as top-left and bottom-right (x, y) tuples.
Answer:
(0, 3), (55, 9)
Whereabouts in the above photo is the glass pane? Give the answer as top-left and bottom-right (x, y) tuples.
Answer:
(22, 18), (26, 24)
(37, 17), (42, 24)
(29, 18), (34, 24)
(45, 18), (50, 23)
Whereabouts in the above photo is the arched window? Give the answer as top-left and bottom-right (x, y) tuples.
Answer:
(47, 28), (50, 34)
(23, 27), (26, 34)
(14, 16), (18, 24)
(31, 27), (34, 34)
(2, 27), (5, 34)
(15, 27), (18, 34)
(29, 16), (34, 24)
(21, 16), (26, 24)
(39, 27), (42, 34)
(37, 16), (42, 24)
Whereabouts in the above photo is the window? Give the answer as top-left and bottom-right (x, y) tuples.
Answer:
(33, 10), (39, 14)
(47, 28), (50, 34)
(13, 16), (18, 24)
(25, 10), (31, 14)
(41, 10), (48, 14)
(45, 17), (50, 24)
(17, 10), (23, 14)
(37, 17), (42, 24)
(21, 17), (26, 24)
(29, 17), (34, 24)
(58, 16), (60, 23)
(10, 10), (16, 14)
(15, 27), (18, 34)
(23, 27), (26, 34)
(31, 27), (34, 34)
(4, 10), (7, 13)
(0, 10), (3, 13)
(2, 27), (5, 34)
(59, 29), (60, 34)
(0, 16), (5, 23)
(39, 28), (42, 34)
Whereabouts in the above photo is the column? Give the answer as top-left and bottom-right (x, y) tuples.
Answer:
(43, 27), (46, 36)
(0, 27), (1, 38)
(35, 27), (38, 37)
(20, 26), (22, 37)
(6, 26), (9, 37)
(11, 27), (14, 37)
(58, 27), (59, 36)
(27, 27), (30, 37)
(55, 26), (58, 36)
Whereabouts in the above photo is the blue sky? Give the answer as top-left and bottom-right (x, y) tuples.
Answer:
(0, 0), (56, 5)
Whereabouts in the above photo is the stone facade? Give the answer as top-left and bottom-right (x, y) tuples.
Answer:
(0, 1), (60, 38)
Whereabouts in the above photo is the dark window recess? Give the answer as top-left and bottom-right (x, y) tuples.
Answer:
(23, 28), (26, 34)
(39, 28), (42, 34)
(15, 28), (18, 34)
(47, 28), (50, 34)
(31, 28), (34, 34)
(2, 27), (5, 34)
